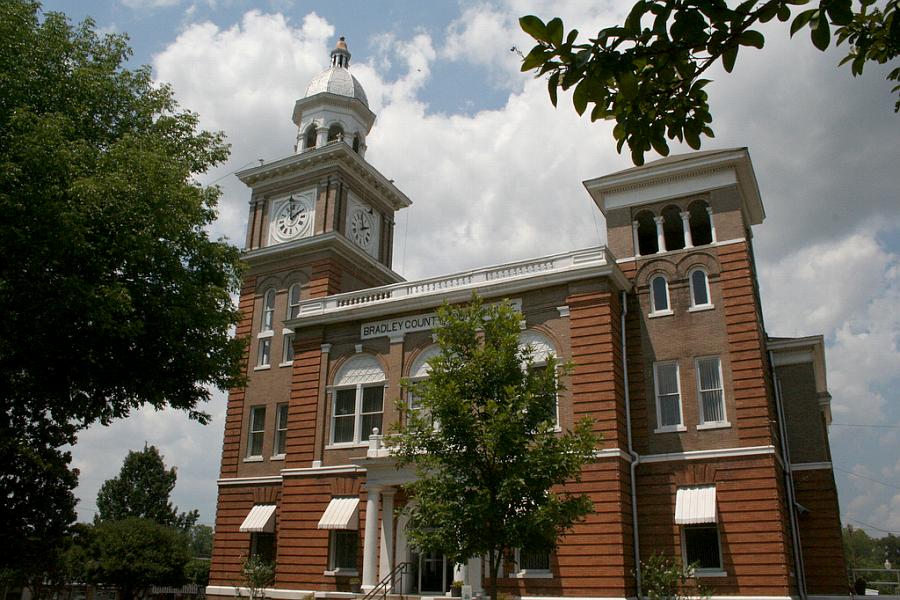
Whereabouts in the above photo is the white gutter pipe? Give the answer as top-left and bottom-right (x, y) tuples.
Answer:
(622, 290), (642, 599)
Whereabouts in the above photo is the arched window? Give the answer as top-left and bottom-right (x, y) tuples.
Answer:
(689, 268), (712, 309)
(689, 200), (713, 246)
(635, 210), (658, 255)
(407, 344), (440, 413)
(519, 331), (559, 427)
(327, 123), (344, 143)
(662, 205), (685, 251)
(261, 288), (275, 332)
(287, 283), (302, 319)
(650, 275), (671, 315)
(331, 355), (385, 444)
(304, 125), (317, 151)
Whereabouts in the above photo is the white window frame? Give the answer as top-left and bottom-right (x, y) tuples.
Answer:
(326, 530), (358, 575)
(329, 384), (386, 447)
(287, 283), (302, 319)
(688, 268), (714, 312)
(649, 275), (673, 317)
(680, 524), (726, 577)
(519, 331), (560, 430)
(272, 402), (288, 458)
(280, 329), (294, 366)
(653, 361), (685, 433)
(256, 336), (272, 369)
(514, 547), (553, 578)
(261, 288), (276, 332)
(695, 356), (730, 429)
(246, 405), (266, 460)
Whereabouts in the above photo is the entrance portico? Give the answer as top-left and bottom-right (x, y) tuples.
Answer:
(356, 434), (484, 597)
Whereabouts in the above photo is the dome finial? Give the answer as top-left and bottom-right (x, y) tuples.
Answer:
(331, 36), (351, 68)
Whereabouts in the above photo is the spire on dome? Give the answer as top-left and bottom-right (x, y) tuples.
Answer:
(331, 36), (351, 68)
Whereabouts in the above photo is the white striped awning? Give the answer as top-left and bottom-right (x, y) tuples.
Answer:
(240, 504), (277, 533)
(317, 497), (360, 530)
(675, 485), (717, 525)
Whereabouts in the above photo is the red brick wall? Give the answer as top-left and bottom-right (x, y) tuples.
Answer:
(794, 468), (848, 594)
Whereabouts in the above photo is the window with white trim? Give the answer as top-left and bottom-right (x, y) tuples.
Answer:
(683, 524), (723, 572)
(247, 405), (266, 458)
(650, 275), (671, 315)
(519, 330), (559, 427)
(250, 532), (276, 563)
(653, 361), (683, 431)
(261, 288), (275, 332)
(257, 338), (271, 367)
(330, 355), (385, 445)
(407, 344), (440, 416)
(515, 547), (551, 577)
(696, 357), (727, 426)
(329, 530), (358, 571)
(689, 269), (712, 309)
(287, 283), (302, 319)
(273, 403), (288, 457)
(282, 332), (295, 364)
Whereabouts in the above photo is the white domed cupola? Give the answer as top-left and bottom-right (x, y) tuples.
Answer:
(292, 36), (375, 157)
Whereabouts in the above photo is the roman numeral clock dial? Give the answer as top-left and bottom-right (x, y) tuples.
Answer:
(270, 193), (313, 243)
(349, 208), (375, 252)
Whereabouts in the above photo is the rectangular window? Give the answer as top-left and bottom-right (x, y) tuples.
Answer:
(519, 548), (550, 571)
(257, 338), (271, 367)
(332, 388), (356, 444)
(330, 530), (358, 570)
(653, 362), (682, 430)
(247, 405), (266, 458)
(251, 532), (276, 564)
(273, 403), (288, 456)
(360, 385), (384, 441)
(282, 333), (294, 364)
(683, 525), (722, 571)
(696, 357), (726, 424)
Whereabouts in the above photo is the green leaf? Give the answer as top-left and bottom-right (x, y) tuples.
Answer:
(759, 2), (779, 22)
(684, 126), (702, 149)
(625, 1), (648, 33)
(521, 46), (547, 72)
(547, 17), (564, 46)
(811, 12), (831, 50)
(566, 28), (580, 45)
(739, 30), (766, 48)
(777, 4), (792, 21)
(790, 9), (815, 36)
(722, 45), (739, 72)
(650, 135), (670, 157)
(519, 15), (549, 42)
(618, 71), (639, 99)
(631, 146), (646, 165)
(573, 79), (589, 115)
(547, 72), (559, 107)
(825, 0), (853, 25)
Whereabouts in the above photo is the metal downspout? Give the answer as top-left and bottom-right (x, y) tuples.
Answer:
(622, 290), (642, 599)
(769, 350), (807, 600)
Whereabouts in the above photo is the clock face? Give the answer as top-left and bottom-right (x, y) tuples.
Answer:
(349, 208), (374, 250)
(271, 195), (312, 242)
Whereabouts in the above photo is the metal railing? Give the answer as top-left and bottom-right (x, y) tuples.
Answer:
(851, 568), (900, 596)
(361, 561), (413, 600)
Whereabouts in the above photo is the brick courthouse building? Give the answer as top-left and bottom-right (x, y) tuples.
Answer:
(207, 39), (847, 600)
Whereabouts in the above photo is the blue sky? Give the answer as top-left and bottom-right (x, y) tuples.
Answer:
(39, 1), (900, 538)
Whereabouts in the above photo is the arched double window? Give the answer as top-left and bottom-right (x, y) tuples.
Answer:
(519, 330), (559, 427)
(689, 268), (713, 310)
(650, 275), (671, 316)
(635, 210), (658, 255)
(661, 205), (685, 251)
(331, 355), (385, 444)
(688, 200), (714, 246)
(327, 123), (344, 143)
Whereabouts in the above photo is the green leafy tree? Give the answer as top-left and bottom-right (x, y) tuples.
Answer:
(390, 295), (600, 600)
(640, 554), (712, 600)
(96, 445), (198, 530)
(519, 0), (899, 165)
(238, 556), (275, 600)
(843, 524), (881, 569)
(84, 518), (191, 600)
(0, 0), (245, 579)
(188, 523), (215, 558)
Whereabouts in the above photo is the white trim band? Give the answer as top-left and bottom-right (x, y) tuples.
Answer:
(641, 445), (776, 464)
(207, 586), (317, 600)
(281, 464), (365, 477)
(217, 475), (282, 486)
(791, 462), (833, 471)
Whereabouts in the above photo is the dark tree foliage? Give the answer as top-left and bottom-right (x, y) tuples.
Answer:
(83, 518), (191, 600)
(519, 0), (899, 165)
(391, 296), (600, 600)
(0, 0), (245, 579)
(96, 445), (198, 531)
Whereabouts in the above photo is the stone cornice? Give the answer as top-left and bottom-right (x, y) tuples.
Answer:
(236, 142), (412, 211)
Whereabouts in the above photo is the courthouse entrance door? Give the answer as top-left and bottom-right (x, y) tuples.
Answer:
(417, 550), (453, 594)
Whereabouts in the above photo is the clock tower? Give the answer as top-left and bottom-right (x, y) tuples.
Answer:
(215, 37), (411, 484)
